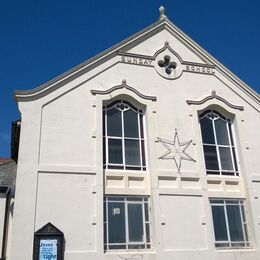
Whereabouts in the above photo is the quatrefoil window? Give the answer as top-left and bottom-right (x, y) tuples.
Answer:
(158, 55), (177, 75)
(115, 103), (129, 111)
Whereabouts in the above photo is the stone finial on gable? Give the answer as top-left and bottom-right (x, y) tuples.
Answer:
(159, 6), (167, 20)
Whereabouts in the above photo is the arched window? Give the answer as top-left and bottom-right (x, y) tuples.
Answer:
(103, 100), (146, 171)
(199, 110), (238, 176)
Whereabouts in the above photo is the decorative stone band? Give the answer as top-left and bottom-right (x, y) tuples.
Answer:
(186, 90), (244, 111)
(118, 52), (216, 77)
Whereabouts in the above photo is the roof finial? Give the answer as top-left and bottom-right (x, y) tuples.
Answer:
(159, 5), (166, 19)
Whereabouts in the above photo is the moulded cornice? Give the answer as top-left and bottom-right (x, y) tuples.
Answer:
(14, 16), (259, 105)
(186, 90), (244, 111)
(14, 19), (166, 102)
(90, 80), (157, 101)
(162, 18), (259, 104)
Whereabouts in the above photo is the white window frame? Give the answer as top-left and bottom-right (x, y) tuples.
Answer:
(104, 196), (151, 251)
(210, 199), (250, 248)
(199, 110), (239, 176)
(103, 100), (146, 171)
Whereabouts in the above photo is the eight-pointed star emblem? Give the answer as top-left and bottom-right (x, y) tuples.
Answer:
(157, 129), (196, 172)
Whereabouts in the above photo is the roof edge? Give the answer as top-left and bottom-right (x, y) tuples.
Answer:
(163, 19), (260, 103)
(14, 16), (259, 105)
(14, 18), (166, 101)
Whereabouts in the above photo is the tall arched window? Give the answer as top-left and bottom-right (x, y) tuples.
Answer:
(103, 100), (146, 171)
(199, 110), (238, 176)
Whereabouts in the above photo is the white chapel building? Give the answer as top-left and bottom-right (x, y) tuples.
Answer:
(10, 6), (260, 260)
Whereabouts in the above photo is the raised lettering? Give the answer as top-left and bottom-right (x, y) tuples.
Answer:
(120, 55), (153, 66)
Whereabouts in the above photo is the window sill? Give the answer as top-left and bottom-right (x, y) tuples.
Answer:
(105, 169), (148, 175)
(206, 174), (241, 179)
(215, 246), (254, 252)
(104, 249), (154, 255)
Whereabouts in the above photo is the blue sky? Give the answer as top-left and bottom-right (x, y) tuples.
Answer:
(0, 0), (259, 157)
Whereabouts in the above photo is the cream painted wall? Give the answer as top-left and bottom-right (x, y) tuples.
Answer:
(11, 18), (260, 260)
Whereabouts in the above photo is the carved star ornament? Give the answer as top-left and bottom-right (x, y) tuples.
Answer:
(157, 129), (196, 172)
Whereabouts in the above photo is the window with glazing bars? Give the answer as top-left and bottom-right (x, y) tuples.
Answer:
(199, 110), (239, 176)
(210, 199), (249, 248)
(103, 100), (146, 170)
(104, 196), (151, 251)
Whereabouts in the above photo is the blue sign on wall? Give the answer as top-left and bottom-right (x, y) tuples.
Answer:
(39, 239), (57, 260)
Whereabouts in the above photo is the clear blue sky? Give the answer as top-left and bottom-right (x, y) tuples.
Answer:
(0, 0), (259, 157)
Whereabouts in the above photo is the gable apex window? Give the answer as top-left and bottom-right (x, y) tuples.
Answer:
(199, 110), (239, 176)
(103, 100), (146, 171)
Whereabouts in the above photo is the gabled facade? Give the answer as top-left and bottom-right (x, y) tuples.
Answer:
(11, 7), (260, 260)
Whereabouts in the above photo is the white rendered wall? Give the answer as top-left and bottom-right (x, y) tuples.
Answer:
(11, 23), (260, 260)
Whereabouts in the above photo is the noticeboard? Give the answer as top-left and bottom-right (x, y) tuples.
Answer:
(33, 223), (64, 260)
